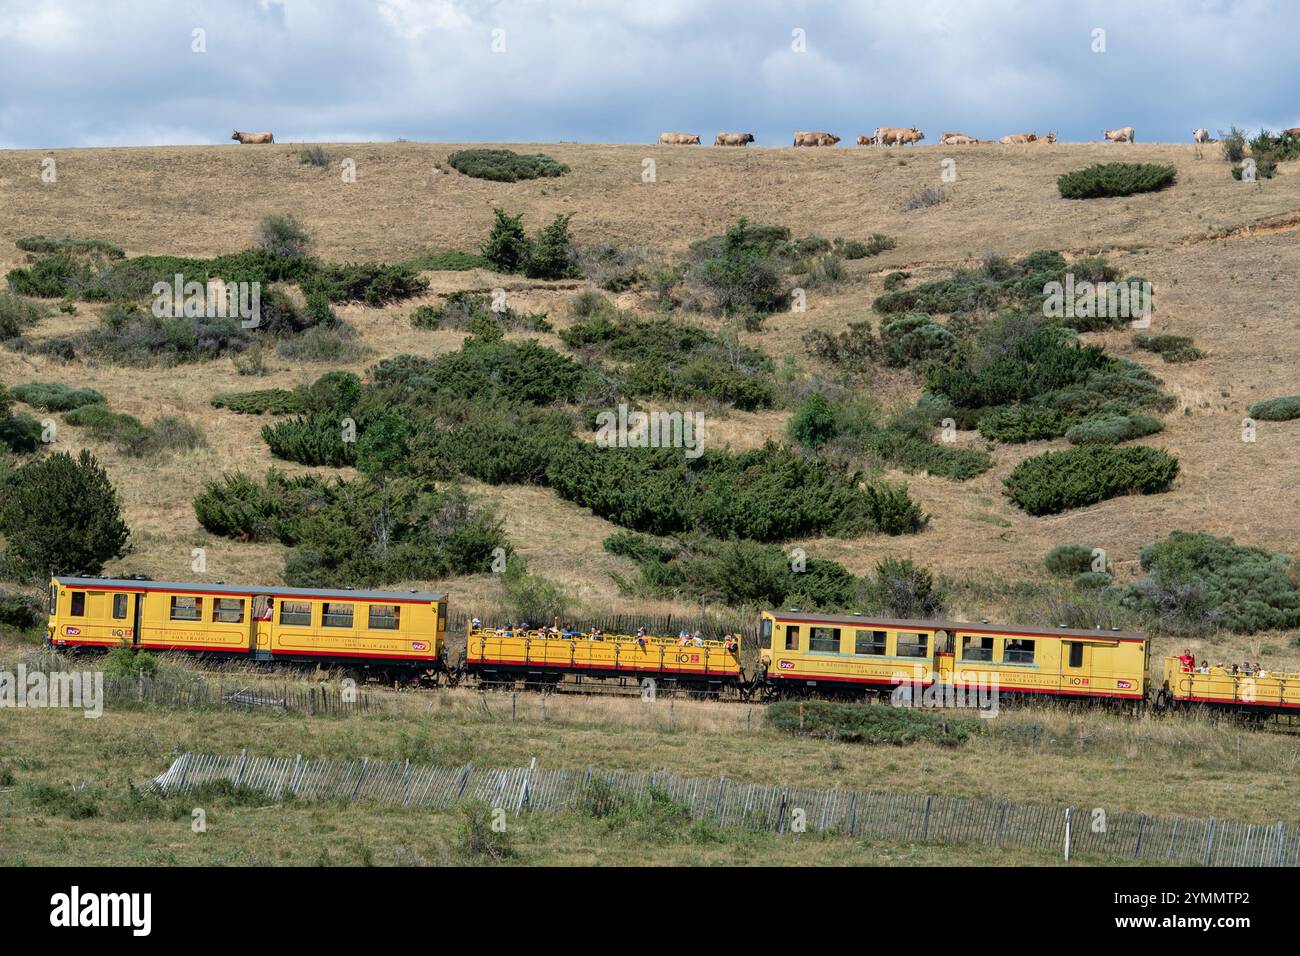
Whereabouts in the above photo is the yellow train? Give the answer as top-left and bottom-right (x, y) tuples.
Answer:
(758, 609), (1149, 704)
(465, 622), (742, 693)
(43, 576), (1300, 718)
(1160, 657), (1300, 715)
(46, 575), (446, 676)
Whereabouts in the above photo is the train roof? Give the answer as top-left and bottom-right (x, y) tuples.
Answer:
(764, 608), (1148, 642)
(51, 576), (445, 603)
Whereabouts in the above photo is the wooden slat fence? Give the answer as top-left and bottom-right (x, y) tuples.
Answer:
(150, 751), (1300, 866)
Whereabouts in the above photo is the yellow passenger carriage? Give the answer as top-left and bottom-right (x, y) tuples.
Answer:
(47, 576), (446, 676)
(758, 610), (1149, 703)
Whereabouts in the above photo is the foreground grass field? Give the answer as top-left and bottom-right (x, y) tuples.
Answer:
(2, 635), (1297, 865)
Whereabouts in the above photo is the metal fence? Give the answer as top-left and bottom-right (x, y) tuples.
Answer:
(151, 751), (1300, 866)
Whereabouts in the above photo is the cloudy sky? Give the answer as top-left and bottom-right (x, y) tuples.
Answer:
(1, 0), (1297, 148)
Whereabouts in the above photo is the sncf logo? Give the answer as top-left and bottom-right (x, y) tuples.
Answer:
(777, 660), (795, 670)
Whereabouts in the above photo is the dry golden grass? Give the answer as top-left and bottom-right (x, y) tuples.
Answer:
(2, 141), (1299, 672)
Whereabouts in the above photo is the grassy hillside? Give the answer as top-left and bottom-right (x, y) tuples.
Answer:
(2, 141), (1300, 673)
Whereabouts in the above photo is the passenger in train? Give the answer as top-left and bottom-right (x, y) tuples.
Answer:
(1178, 648), (1195, 671)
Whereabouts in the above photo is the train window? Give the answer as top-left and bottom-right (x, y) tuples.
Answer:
(759, 617), (772, 649)
(213, 598), (245, 624)
(169, 596), (202, 621)
(854, 629), (887, 655)
(1004, 639), (1035, 664)
(1067, 642), (1084, 668)
(49, 584), (57, 615)
(322, 603), (354, 628)
(368, 605), (400, 630)
(70, 592), (85, 616)
(896, 632), (929, 658)
(785, 626), (800, 651)
(809, 627), (840, 653)
(279, 601), (313, 627)
(112, 594), (129, 620)
(962, 636), (994, 662)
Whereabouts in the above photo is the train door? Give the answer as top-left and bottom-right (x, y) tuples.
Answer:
(933, 630), (953, 684)
(1061, 640), (1091, 694)
(252, 595), (273, 658)
(112, 590), (142, 647)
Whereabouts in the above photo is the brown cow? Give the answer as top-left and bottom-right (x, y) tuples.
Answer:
(1284, 127), (1300, 137)
(793, 130), (840, 147)
(232, 130), (274, 144)
(714, 132), (755, 146)
(875, 126), (924, 146)
(1033, 133), (1058, 144)
(659, 132), (701, 145)
(1103, 126), (1135, 143)
(939, 132), (979, 145)
(855, 134), (873, 146)
(999, 132), (1038, 144)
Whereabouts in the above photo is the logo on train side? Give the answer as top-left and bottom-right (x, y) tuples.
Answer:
(777, 659), (794, 670)
(64, 626), (80, 636)
(1116, 679), (1132, 689)
(411, 641), (428, 651)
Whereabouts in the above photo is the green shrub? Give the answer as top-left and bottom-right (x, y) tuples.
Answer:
(211, 388), (302, 415)
(16, 236), (125, 260)
(526, 213), (581, 280)
(789, 393), (838, 448)
(882, 270), (910, 291)
(1004, 445), (1179, 515)
(79, 303), (252, 366)
(1073, 571), (1113, 590)
(802, 321), (879, 370)
(1122, 531), (1300, 634)
(1133, 333), (1203, 363)
(880, 314), (959, 368)
(298, 146), (332, 168)
(836, 234), (895, 259)
(303, 262), (427, 305)
(500, 556), (572, 623)
(860, 556), (946, 618)
(1065, 414), (1163, 445)
(1248, 396), (1300, 421)
(1220, 127), (1246, 163)
(1045, 544), (1098, 577)
(405, 403), (574, 485)
(0, 450), (129, 580)
(0, 292), (50, 339)
(257, 214), (312, 259)
(8, 382), (104, 411)
(272, 325), (367, 363)
(683, 218), (789, 315)
(1057, 163), (1177, 199)
(560, 300), (773, 409)
(0, 590), (42, 629)
(410, 291), (551, 333)
(0, 414), (43, 453)
(196, 469), (509, 587)
(447, 148), (568, 182)
(767, 700), (974, 745)
(103, 647), (159, 677)
(978, 405), (1072, 443)
(262, 413), (357, 467)
(606, 535), (859, 609)
(546, 441), (920, 541)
